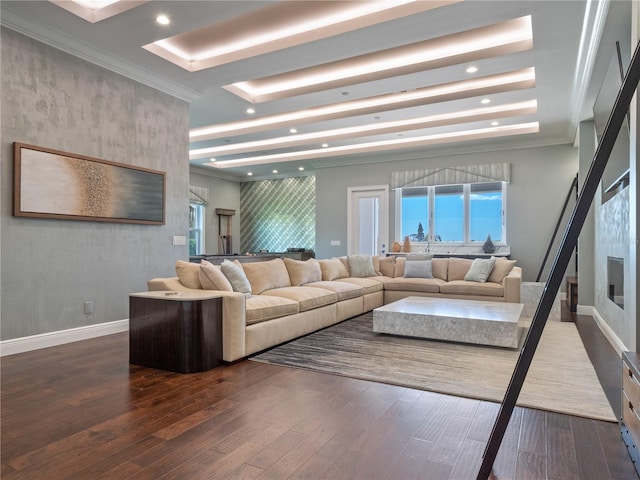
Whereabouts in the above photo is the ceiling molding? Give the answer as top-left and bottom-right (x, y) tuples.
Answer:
(0, 9), (201, 102)
(49, 0), (150, 23)
(567, 0), (610, 140)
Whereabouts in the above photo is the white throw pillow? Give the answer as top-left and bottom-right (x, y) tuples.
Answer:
(464, 258), (496, 283)
(220, 259), (252, 294)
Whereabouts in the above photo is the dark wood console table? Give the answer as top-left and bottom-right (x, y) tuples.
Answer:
(129, 291), (223, 373)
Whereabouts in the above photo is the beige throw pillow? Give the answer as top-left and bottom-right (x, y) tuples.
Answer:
(447, 258), (473, 281)
(242, 258), (291, 294)
(431, 258), (449, 280)
(319, 257), (349, 281)
(488, 258), (517, 283)
(199, 260), (233, 291)
(284, 258), (322, 286)
(175, 260), (202, 289)
(379, 256), (396, 277)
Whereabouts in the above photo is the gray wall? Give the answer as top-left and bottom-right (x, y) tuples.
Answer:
(1, 28), (190, 340)
(578, 120), (596, 306)
(316, 144), (578, 282)
(189, 168), (241, 255)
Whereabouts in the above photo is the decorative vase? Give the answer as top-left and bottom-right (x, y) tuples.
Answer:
(403, 236), (411, 253)
(482, 234), (495, 254)
(392, 242), (401, 252)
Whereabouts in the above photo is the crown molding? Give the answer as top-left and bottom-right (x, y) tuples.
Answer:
(1, 9), (200, 102)
(568, 0), (610, 140)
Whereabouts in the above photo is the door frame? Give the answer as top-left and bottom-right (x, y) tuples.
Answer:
(347, 185), (389, 256)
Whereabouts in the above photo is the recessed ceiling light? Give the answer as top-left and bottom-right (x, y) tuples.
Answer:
(272, 169), (278, 174)
(247, 172), (253, 176)
(466, 66), (479, 73)
(190, 68), (536, 142)
(481, 98), (491, 104)
(189, 100), (537, 159)
(205, 123), (539, 168)
(210, 157), (216, 162)
(246, 108), (255, 114)
(156, 14), (170, 25)
(290, 128), (297, 134)
(298, 167), (305, 171)
(491, 121), (499, 126)
(224, 16), (533, 103)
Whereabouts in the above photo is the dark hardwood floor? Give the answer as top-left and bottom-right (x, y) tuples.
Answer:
(1, 304), (637, 480)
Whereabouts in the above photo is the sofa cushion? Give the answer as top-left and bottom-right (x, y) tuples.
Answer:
(284, 257), (322, 286)
(488, 258), (517, 283)
(262, 286), (338, 312)
(348, 255), (376, 277)
(319, 257), (349, 281)
(379, 256), (395, 277)
(447, 258), (473, 281)
(432, 258), (449, 281)
(382, 277), (444, 293)
(439, 280), (504, 297)
(242, 258), (291, 295)
(175, 260), (202, 289)
(371, 256), (383, 276)
(245, 295), (299, 325)
(336, 277), (383, 294)
(221, 259), (252, 294)
(199, 260), (233, 291)
(393, 257), (407, 277)
(464, 258), (496, 283)
(403, 260), (433, 278)
(306, 280), (364, 300)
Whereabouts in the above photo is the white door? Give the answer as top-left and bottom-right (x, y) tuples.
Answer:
(347, 185), (389, 256)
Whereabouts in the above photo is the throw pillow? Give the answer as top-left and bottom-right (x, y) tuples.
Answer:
(199, 260), (233, 291)
(487, 258), (517, 283)
(347, 255), (376, 278)
(379, 256), (396, 277)
(403, 260), (433, 278)
(241, 258), (291, 294)
(464, 258), (497, 283)
(431, 258), (449, 281)
(447, 258), (473, 281)
(220, 259), (252, 294)
(319, 257), (349, 281)
(175, 260), (202, 289)
(284, 258), (322, 286)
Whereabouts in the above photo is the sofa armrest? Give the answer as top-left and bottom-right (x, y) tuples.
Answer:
(146, 277), (247, 362)
(148, 277), (195, 291)
(503, 266), (522, 303)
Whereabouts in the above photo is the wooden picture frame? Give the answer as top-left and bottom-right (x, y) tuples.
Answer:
(13, 142), (165, 225)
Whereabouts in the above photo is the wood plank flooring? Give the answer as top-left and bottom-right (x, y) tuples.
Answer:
(1, 308), (637, 480)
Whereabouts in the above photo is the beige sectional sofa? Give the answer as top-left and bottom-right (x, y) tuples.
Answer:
(147, 255), (521, 362)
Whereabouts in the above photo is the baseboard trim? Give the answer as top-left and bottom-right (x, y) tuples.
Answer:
(578, 305), (626, 356)
(0, 319), (129, 357)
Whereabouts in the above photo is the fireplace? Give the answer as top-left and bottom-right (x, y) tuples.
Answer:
(607, 256), (624, 309)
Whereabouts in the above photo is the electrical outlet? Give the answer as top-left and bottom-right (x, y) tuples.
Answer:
(84, 301), (93, 315)
(330, 240), (341, 246)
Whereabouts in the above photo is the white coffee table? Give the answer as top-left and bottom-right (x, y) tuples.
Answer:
(373, 296), (524, 348)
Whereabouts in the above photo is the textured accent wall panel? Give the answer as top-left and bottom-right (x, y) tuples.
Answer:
(240, 176), (315, 253)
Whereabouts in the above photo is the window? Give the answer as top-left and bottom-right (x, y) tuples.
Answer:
(189, 203), (204, 255)
(397, 181), (505, 244)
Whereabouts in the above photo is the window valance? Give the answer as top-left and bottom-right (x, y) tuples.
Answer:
(391, 162), (511, 189)
(189, 186), (209, 205)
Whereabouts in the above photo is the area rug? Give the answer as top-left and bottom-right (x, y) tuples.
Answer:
(250, 313), (616, 422)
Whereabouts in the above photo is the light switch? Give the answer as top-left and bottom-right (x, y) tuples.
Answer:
(172, 235), (186, 246)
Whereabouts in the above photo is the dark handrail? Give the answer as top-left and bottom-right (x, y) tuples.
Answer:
(535, 174), (578, 282)
(477, 38), (640, 480)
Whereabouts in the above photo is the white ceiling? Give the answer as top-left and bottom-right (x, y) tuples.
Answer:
(0, 1), (632, 179)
